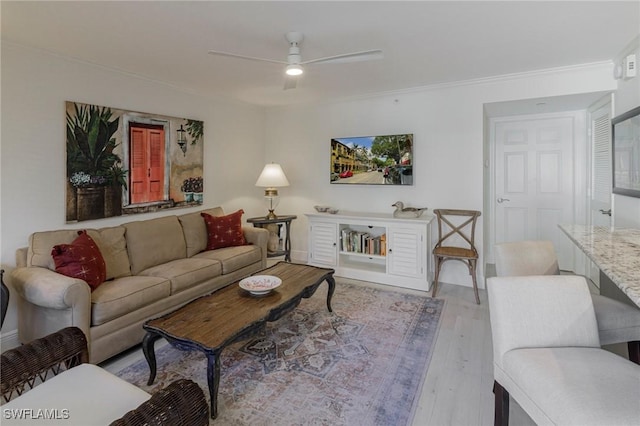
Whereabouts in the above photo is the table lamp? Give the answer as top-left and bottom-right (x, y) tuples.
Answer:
(255, 163), (290, 219)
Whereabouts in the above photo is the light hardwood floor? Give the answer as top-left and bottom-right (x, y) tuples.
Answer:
(101, 279), (538, 425)
(409, 281), (534, 426)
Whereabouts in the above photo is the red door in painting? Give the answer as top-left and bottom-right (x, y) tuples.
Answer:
(130, 124), (165, 204)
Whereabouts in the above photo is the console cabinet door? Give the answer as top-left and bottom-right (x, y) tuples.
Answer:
(309, 222), (338, 266)
(387, 226), (425, 279)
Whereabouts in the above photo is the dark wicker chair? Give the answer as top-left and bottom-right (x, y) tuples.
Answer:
(1, 327), (88, 402)
(1, 269), (9, 328)
(111, 379), (209, 426)
(1, 327), (209, 425)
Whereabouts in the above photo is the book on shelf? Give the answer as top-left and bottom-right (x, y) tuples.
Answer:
(340, 228), (386, 256)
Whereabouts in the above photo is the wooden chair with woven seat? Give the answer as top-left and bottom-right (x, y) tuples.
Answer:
(432, 209), (482, 304)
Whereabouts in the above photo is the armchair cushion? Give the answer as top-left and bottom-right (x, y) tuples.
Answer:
(499, 347), (640, 425)
(1, 364), (150, 425)
(488, 275), (600, 369)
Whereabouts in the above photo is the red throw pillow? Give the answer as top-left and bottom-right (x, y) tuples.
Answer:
(202, 210), (247, 250)
(52, 230), (107, 291)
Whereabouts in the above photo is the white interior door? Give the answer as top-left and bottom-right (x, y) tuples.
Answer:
(587, 100), (613, 285)
(493, 114), (575, 270)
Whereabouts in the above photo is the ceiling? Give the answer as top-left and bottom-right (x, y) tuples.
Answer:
(2, 1), (639, 107)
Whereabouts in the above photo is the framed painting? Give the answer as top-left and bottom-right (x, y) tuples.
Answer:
(330, 133), (413, 185)
(66, 101), (204, 222)
(612, 105), (640, 198)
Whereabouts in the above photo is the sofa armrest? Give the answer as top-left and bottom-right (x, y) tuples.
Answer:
(110, 379), (209, 426)
(11, 267), (92, 344)
(1, 327), (88, 402)
(11, 266), (91, 310)
(243, 226), (269, 262)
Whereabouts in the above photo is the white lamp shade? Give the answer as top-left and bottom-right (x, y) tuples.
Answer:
(255, 163), (290, 188)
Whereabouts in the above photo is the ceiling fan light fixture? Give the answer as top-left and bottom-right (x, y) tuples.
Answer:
(286, 64), (303, 76)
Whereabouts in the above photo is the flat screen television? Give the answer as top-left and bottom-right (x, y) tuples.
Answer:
(612, 106), (640, 198)
(330, 133), (413, 185)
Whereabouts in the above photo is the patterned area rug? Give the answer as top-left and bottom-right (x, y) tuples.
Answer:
(116, 281), (444, 425)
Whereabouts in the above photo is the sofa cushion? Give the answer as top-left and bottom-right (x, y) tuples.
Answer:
(28, 230), (78, 269)
(202, 210), (246, 250)
(178, 207), (225, 257)
(91, 275), (171, 326)
(194, 245), (261, 275)
(139, 258), (222, 294)
(28, 227), (130, 280)
(88, 226), (131, 279)
(123, 216), (187, 275)
(52, 231), (107, 290)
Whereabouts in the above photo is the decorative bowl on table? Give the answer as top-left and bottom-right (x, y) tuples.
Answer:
(239, 275), (282, 296)
(314, 205), (330, 212)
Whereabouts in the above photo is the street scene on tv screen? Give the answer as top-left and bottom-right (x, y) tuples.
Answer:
(330, 134), (413, 185)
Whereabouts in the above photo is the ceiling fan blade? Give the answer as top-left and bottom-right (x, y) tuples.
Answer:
(207, 50), (286, 65)
(283, 76), (298, 90)
(301, 49), (383, 65)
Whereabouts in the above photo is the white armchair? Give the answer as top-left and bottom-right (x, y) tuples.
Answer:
(488, 275), (640, 426)
(494, 240), (640, 364)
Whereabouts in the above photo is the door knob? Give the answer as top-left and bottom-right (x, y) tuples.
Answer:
(599, 209), (612, 217)
(497, 197), (510, 203)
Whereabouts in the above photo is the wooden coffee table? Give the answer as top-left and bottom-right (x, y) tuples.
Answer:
(141, 262), (335, 419)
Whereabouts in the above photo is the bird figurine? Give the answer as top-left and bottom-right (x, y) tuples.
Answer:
(392, 201), (428, 218)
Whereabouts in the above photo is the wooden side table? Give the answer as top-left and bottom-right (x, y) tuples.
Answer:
(247, 215), (297, 261)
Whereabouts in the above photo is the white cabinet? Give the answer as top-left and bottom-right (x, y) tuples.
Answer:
(308, 221), (337, 267)
(306, 211), (433, 292)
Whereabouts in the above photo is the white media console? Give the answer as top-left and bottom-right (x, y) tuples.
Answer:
(306, 211), (434, 292)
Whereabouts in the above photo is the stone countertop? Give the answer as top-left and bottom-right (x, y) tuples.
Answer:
(559, 224), (640, 307)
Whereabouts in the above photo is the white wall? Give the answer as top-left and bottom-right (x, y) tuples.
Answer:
(264, 63), (617, 288)
(0, 42), (266, 334)
(1, 40), (633, 339)
(613, 35), (640, 228)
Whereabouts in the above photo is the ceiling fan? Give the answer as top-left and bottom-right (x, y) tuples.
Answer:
(208, 32), (383, 90)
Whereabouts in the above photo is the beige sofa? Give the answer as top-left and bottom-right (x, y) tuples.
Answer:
(11, 207), (268, 364)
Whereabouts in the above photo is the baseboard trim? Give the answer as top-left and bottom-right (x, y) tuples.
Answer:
(1, 328), (20, 351)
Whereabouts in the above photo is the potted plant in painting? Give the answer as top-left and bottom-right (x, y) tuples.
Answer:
(66, 103), (122, 221)
(181, 178), (194, 203)
(181, 177), (203, 204)
(192, 176), (203, 203)
(69, 172), (106, 221)
(104, 163), (128, 217)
